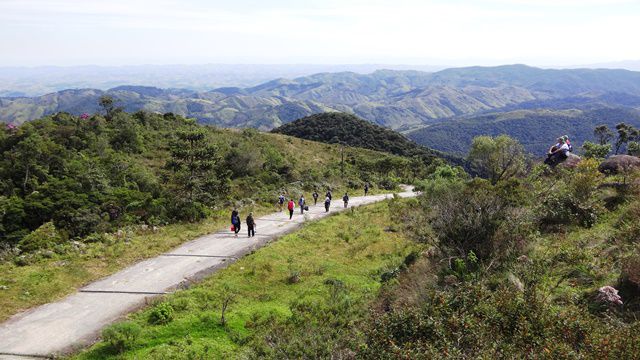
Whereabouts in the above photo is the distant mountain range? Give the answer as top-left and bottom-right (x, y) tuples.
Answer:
(0, 64), (447, 97)
(3, 64), (640, 154)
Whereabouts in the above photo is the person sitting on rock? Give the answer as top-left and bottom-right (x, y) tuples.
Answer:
(545, 137), (570, 166)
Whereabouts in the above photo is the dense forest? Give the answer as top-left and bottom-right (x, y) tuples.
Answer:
(408, 107), (640, 155)
(272, 112), (442, 160)
(0, 105), (418, 257)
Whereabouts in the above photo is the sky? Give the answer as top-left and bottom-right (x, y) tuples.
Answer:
(1, 0), (639, 67)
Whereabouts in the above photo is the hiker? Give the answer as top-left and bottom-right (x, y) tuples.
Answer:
(343, 193), (349, 208)
(312, 190), (319, 205)
(562, 135), (574, 152)
(545, 137), (570, 166)
(324, 196), (331, 212)
(299, 195), (306, 214)
(326, 189), (332, 201)
(231, 209), (241, 237)
(246, 213), (256, 238)
(364, 183), (369, 196)
(287, 198), (295, 219)
(278, 193), (285, 211)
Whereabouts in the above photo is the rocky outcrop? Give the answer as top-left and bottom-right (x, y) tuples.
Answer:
(557, 153), (582, 168)
(598, 155), (640, 174)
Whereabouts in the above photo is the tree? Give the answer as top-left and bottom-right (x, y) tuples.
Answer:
(613, 123), (639, 154)
(467, 135), (526, 184)
(594, 125), (614, 146)
(582, 141), (611, 159)
(98, 95), (121, 120)
(166, 129), (229, 220)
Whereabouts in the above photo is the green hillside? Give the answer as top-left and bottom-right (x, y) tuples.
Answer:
(408, 107), (640, 155)
(0, 109), (419, 321)
(272, 112), (439, 158)
(72, 152), (640, 359)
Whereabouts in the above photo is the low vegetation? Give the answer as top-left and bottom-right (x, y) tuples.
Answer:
(74, 200), (420, 358)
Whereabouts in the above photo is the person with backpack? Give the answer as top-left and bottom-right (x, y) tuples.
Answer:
(364, 183), (369, 196)
(231, 209), (241, 237)
(299, 195), (306, 214)
(278, 193), (285, 211)
(287, 198), (295, 219)
(324, 196), (331, 212)
(343, 193), (349, 208)
(246, 212), (256, 238)
(312, 190), (319, 205)
(562, 135), (573, 152)
(545, 137), (570, 166)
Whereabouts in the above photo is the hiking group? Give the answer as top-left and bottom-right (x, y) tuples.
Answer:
(229, 184), (369, 237)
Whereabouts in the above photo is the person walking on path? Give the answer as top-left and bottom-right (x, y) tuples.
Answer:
(326, 189), (332, 201)
(231, 209), (241, 237)
(324, 196), (331, 212)
(364, 183), (369, 196)
(287, 198), (295, 219)
(299, 195), (306, 214)
(343, 193), (349, 208)
(312, 190), (319, 205)
(246, 213), (256, 237)
(278, 193), (285, 211)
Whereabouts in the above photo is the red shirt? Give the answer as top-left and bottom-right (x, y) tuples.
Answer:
(288, 200), (295, 211)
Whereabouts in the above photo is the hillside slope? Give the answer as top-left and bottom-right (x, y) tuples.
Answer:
(272, 112), (439, 159)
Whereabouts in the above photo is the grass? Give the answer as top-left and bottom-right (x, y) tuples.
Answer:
(73, 200), (419, 359)
(0, 205), (272, 323)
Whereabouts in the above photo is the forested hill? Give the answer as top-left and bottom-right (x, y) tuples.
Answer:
(407, 107), (640, 155)
(271, 112), (440, 160)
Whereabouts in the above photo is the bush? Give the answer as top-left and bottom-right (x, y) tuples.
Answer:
(422, 178), (527, 261)
(102, 321), (141, 353)
(149, 302), (174, 325)
(360, 282), (640, 359)
(17, 222), (64, 253)
(537, 159), (605, 228)
(582, 141), (611, 159)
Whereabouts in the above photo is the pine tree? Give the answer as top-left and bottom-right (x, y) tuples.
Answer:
(166, 129), (229, 220)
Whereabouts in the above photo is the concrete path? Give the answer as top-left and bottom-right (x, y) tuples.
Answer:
(0, 187), (415, 359)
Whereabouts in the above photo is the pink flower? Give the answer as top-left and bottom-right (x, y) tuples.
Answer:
(6, 123), (17, 130)
(80, 113), (90, 120)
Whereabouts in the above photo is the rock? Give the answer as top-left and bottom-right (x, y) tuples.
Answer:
(599, 155), (640, 174)
(508, 273), (524, 292)
(0, 285), (9, 290)
(517, 255), (532, 264)
(595, 285), (623, 306)
(557, 153), (582, 169)
(443, 274), (458, 286)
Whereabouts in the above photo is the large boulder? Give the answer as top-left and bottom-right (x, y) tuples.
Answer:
(598, 155), (640, 174)
(557, 153), (582, 168)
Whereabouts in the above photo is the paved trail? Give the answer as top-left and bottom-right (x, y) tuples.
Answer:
(0, 187), (416, 359)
